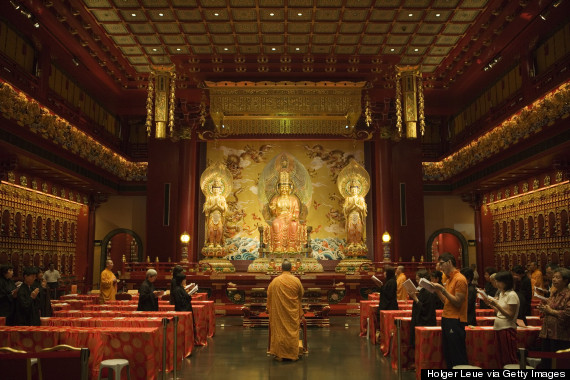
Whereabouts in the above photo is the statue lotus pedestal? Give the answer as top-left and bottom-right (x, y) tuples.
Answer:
(247, 251), (323, 273)
(335, 246), (372, 273)
(199, 246), (235, 273)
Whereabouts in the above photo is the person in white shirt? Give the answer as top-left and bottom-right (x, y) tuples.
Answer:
(485, 271), (520, 368)
(43, 263), (61, 299)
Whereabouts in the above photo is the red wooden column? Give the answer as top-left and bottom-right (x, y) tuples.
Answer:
(176, 136), (200, 262)
(372, 133), (394, 262)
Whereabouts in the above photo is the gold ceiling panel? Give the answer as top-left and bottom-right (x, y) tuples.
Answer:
(113, 0), (137, 6)
(375, 0), (401, 7)
(142, 0), (168, 6)
(84, 0), (111, 7)
(121, 11), (147, 22)
(412, 35), (435, 45)
(346, 0), (373, 6)
(423, 56), (445, 65)
(337, 35), (360, 45)
(182, 23), (206, 34)
(433, 0), (460, 7)
(318, 0), (343, 6)
(259, 0), (285, 6)
(263, 46), (284, 54)
(144, 46), (165, 54)
(230, 0), (256, 6)
(148, 10), (175, 22)
(312, 46), (331, 54)
(150, 56), (171, 65)
(241, 46), (260, 54)
(171, 0), (198, 5)
(459, 0), (489, 8)
(315, 9), (341, 21)
(91, 9), (120, 22)
(342, 9), (369, 22)
(421, 65), (437, 72)
(366, 23), (390, 34)
(424, 10), (452, 21)
(137, 35), (161, 45)
(387, 35), (410, 45)
(396, 10), (424, 22)
(121, 46), (143, 55)
(287, 9), (313, 21)
(417, 24), (443, 34)
(313, 35), (335, 45)
(287, 23), (311, 34)
(340, 23), (364, 34)
(231, 9), (258, 21)
(443, 24), (470, 35)
(237, 35), (259, 44)
(261, 23), (285, 33)
(234, 23), (258, 33)
(400, 56), (422, 65)
(155, 23), (181, 34)
(407, 46), (428, 54)
(211, 35), (235, 45)
(361, 35), (384, 45)
(263, 35), (285, 44)
(217, 46), (237, 54)
(162, 35), (185, 44)
(453, 10), (481, 22)
(336, 46), (357, 55)
(287, 35), (309, 44)
(392, 22), (418, 34)
(133, 65), (151, 73)
(430, 46), (454, 55)
(112, 36), (136, 45)
(103, 24), (129, 34)
(176, 10), (203, 21)
(127, 56), (148, 64)
(314, 23), (338, 34)
(208, 23), (232, 34)
(436, 35), (461, 45)
(168, 46), (190, 54)
(188, 35), (211, 45)
(130, 24), (155, 34)
(200, 0), (227, 7)
(289, 0), (314, 6)
(203, 10), (230, 21)
(383, 46), (404, 54)
(359, 46), (380, 55)
(259, 9), (285, 20)
(404, 0), (432, 7)
(370, 9), (397, 22)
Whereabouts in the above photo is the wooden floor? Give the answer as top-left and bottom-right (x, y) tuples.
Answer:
(175, 316), (417, 380)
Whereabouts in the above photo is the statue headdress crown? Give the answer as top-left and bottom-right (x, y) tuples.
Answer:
(279, 170), (291, 185)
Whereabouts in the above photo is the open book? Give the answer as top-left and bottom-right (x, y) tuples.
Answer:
(371, 275), (383, 287)
(533, 291), (548, 302)
(476, 288), (488, 300)
(187, 284), (199, 296)
(418, 277), (435, 293)
(402, 279), (417, 295)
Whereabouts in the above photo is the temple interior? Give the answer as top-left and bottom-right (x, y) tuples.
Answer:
(0, 0), (570, 376)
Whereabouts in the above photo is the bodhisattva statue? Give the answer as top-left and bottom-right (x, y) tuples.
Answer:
(269, 171), (301, 252)
(200, 162), (233, 257)
(343, 179), (367, 248)
(204, 178), (227, 248)
(337, 159), (370, 257)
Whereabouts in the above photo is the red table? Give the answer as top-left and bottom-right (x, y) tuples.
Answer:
(359, 300), (378, 337)
(192, 305), (209, 346)
(52, 310), (195, 357)
(60, 294), (100, 303)
(193, 300), (215, 338)
(193, 293), (207, 301)
(414, 325), (541, 377)
(0, 325), (161, 380)
(82, 304), (175, 312)
(390, 316), (543, 370)
(41, 317), (177, 372)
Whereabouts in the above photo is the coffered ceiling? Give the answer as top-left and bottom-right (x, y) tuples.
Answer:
(17, 0), (560, 104)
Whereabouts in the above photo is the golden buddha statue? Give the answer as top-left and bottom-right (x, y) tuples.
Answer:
(269, 170), (301, 252)
(204, 178), (227, 247)
(343, 179), (367, 248)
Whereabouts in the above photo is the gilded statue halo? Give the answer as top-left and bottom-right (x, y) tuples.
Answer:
(337, 159), (370, 198)
(200, 161), (233, 198)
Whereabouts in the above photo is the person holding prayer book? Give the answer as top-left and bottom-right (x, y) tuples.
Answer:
(430, 270), (444, 309)
(432, 252), (468, 369)
(484, 271), (520, 368)
(372, 266), (399, 323)
(409, 270), (437, 347)
(171, 272), (193, 312)
(480, 267), (497, 309)
(537, 267), (570, 368)
(137, 269), (159, 311)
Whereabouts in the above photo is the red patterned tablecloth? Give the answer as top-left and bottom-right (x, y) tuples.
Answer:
(390, 316), (543, 370)
(82, 304), (175, 312)
(368, 293), (380, 301)
(41, 317), (178, 372)
(193, 293), (207, 301)
(52, 310), (194, 358)
(192, 305), (209, 346)
(414, 325), (541, 377)
(359, 300), (378, 337)
(0, 325), (161, 380)
(60, 294), (100, 303)
(193, 300), (215, 338)
(51, 303), (72, 312)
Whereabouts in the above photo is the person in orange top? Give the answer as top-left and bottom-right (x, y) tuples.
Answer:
(432, 252), (468, 369)
(267, 260), (305, 361)
(529, 261), (543, 291)
(99, 259), (117, 303)
(396, 265), (408, 300)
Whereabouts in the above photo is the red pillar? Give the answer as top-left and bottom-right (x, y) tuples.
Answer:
(177, 137), (199, 262)
(372, 135), (394, 262)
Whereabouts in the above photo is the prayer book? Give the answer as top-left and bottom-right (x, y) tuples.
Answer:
(402, 279), (417, 295)
(533, 292), (548, 302)
(476, 288), (488, 300)
(188, 285), (199, 296)
(15, 281), (22, 288)
(418, 278), (435, 293)
(371, 275), (383, 287)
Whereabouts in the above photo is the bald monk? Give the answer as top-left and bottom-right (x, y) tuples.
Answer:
(100, 259), (117, 303)
(267, 260), (305, 361)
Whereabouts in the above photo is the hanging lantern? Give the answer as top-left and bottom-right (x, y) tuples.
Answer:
(145, 66), (177, 139)
(395, 65), (425, 139)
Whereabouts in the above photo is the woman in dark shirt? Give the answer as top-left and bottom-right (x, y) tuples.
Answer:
(430, 270), (445, 310)
(0, 264), (17, 325)
(410, 269), (437, 347)
(137, 269), (159, 311)
(372, 266), (399, 323)
(171, 272), (193, 312)
(35, 268), (53, 317)
(460, 267), (477, 326)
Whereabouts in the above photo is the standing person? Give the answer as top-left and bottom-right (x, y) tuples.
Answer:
(529, 261), (544, 291)
(470, 264), (479, 286)
(0, 264), (18, 325)
(267, 260), (304, 361)
(44, 263), (61, 299)
(13, 266), (40, 326)
(137, 269), (160, 311)
(432, 252), (469, 369)
(485, 271), (520, 368)
(480, 267), (498, 309)
(537, 263), (558, 298)
(396, 265), (409, 301)
(460, 267), (477, 326)
(170, 265), (184, 305)
(100, 259), (117, 303)
(372, 266), (399, 322)
(537, 267), (570, 368)
(409, 270), (437, 347)
(171, 272), (193, 312)
(430, 270), (445, 309)
(35, 268), (53, 317)
(512, 265), (532, 325)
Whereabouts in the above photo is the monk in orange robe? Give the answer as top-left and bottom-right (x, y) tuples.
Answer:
(396, 265), (409, 300)
(267, 260), (304, 361)
(99, 259), (117, 303)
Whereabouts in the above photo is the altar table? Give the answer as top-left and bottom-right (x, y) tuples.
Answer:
(82, 304), (175, 312)
(414, 326), (541, 377)
(52, 310), (195, 356)
(41, 317), (178, 372)
(0, 325), (161, 380)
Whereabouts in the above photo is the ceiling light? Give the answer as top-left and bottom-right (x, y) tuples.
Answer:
(298, 13), (302, 16)
(33, 21), (40, 28)
(224, 48), (228, 51)
(176, 48), (181, 51)
(408, 13), (413, 17)
(10, 1), (20, 10)
(390, 48), (395, 52)
(159, 13), (164, 17)
(414, 48), (419, 52)
(539, 10), (549, 20)
(214, 13), (219, 16)
(131, 13), (136, 17)
(272, 47), (276, 51)
(153, 48), (157, 51)
(295, 47), (300, 51)
(436, 13), (441, 17)
(270, 12), (274, 16)
(72, 57), (80, 67)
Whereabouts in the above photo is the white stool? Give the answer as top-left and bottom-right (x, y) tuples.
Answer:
(452, 365), (482, 369)
(97, 359), (131, 380)
(503, 364), (535, 369)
